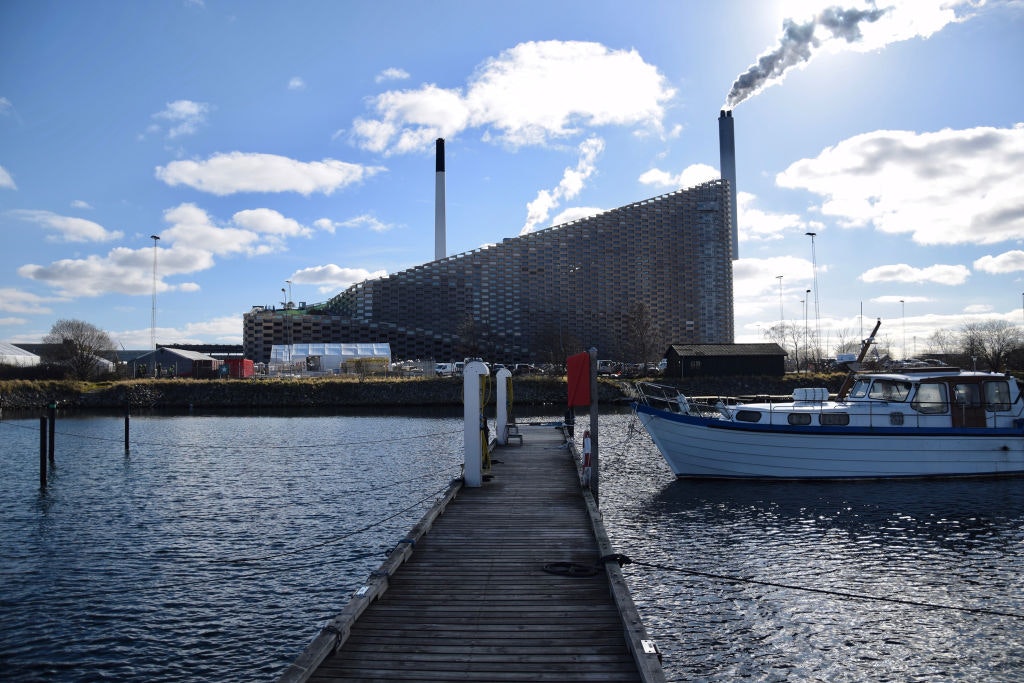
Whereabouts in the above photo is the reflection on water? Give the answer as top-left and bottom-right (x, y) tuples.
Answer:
(0, 410), (465, 682)
(2, 407), (1023, 681)
(598, 408), (1024, 682)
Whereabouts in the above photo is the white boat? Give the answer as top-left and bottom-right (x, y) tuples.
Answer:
(634, 322), (1024, 479)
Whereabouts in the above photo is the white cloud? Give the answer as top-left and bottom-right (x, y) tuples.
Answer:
(731, 256), (814, 319)
(549, 206), (604, 226)
(0, 287), (62, 314)
(638, 163), (719, 190)
(287, 76), (306, 90)
(17, 203), (316, 298)
(737, 192), (813, 243)
(777, 124), (1024, 245)
(155, 152), (385, 196)
(232, 208), (312, 238)
(0, 164), (15, 190)
(375, 67), (410, 83)
(520, 137), (604, 234)
(859, 263), (970, 285)
(974, 250), (1024, 274)
(314, 215), (394, 234)
(152, 99), (211, 138)
(70, 199), (92, 209)
(10, 209), (123, 242)
(353, 40), (675, 154)
(114, 314), (244, 347)
(288, 264), (388, 294)
(872, 295), (931, 305)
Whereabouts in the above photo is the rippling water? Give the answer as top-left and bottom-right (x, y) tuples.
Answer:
(599, 409), (1024, 682)
(2, 407), (1023, 681)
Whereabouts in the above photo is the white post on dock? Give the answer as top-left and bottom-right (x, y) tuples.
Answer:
(463, 360), (489, 487)
(495, 366), (511, 445)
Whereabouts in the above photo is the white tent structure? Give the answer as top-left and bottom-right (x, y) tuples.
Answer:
(0, 342), (41, 367)
(269, 343), (392, 373)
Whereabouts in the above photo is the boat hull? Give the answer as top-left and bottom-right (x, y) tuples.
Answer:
(634, 403), (1024, 480)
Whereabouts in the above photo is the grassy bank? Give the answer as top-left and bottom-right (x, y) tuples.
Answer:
(0, 373), (853, 413)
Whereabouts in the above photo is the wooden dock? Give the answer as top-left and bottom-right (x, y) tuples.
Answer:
(280, 423), (664, 682)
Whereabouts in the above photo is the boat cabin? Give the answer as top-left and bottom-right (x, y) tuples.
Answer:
(842, 369), (1017, 428)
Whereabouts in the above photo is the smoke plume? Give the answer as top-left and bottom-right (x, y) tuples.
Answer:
(725, 5), (888, 109)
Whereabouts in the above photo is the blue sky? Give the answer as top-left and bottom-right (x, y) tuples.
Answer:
(2, 0), (1023, 359)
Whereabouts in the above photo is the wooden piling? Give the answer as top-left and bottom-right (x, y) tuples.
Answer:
(124, 406), (130, 453)
(47, 403), (55, 465)
(39, 416), (47, 489)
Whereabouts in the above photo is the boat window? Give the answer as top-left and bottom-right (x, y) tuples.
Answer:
(787, 413), (812, 426)
(984, 381), (1012, 411)
(868, 380), (911, 401)
(734, 410), (762, 423)
(911, 382), (948, 414)
(849, 379), (871, 399)
(819, 412), (850, 426)
(953, 383), (982, 407)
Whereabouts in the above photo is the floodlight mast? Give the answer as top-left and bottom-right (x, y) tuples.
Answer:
(150, 235), (160, 369)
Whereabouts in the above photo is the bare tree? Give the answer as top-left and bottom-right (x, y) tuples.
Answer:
(832, 327), (859, 356)
(927, 328), (960, 355)
(960, 320), (1023, 371)
(620, 302), (663, 366)
(42, 318), (115, 380)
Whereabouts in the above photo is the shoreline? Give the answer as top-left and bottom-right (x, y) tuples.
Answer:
(0, 374), (849, 414)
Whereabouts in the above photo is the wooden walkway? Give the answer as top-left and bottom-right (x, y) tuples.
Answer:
(280, 423), (664, 682)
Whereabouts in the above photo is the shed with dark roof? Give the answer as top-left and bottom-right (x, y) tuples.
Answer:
(664, 342), (787, 378)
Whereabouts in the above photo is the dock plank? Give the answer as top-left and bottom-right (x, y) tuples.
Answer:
(286, 424), (663, 683)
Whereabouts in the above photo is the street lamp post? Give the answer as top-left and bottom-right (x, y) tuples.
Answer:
(776, 274), (784, 323)
(150, 234), (160, 377)
(805, 232), (820, 365)
(804, 289), (810, 372)
(900, 299), (906, 360)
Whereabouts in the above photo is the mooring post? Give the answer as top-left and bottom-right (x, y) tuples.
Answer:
(588, 347), (599, 505)
(47, 402), (56, 465)
(462, 360), (489, 487)
(124, 404), (130, 453)
(495, 366), (511, 445)
(39, 416), (47, 489)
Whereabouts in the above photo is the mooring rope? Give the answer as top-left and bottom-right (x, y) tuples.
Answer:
(627, 557), (1024, 620)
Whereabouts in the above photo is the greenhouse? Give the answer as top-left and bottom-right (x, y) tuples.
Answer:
(0, 342), (41, 367)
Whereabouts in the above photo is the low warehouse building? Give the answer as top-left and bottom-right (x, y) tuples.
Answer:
(664, 343), (787, 378)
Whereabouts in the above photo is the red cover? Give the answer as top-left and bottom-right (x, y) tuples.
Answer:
(566, 352), (591, 407)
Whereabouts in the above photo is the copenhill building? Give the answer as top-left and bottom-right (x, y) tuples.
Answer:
(243, 179), (735, 364)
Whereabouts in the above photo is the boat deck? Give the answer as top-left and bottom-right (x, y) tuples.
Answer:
(280, 423), (663, 682)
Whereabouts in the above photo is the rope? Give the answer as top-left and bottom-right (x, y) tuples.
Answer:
(625, 557), (1024, 620)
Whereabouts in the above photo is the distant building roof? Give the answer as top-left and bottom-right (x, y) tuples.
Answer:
(270, 343), (392, 363)
(0, 342), (41, 367)
(667, 343), (787, 357)
(131, 348), (219, 362)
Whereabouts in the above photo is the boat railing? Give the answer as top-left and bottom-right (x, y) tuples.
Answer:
(634, 382), (736, 417)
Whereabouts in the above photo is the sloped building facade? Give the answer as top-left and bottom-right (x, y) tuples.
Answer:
(244, 181), (734, 363)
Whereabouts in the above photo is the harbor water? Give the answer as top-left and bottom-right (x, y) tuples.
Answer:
(2, 407), (1023, 681)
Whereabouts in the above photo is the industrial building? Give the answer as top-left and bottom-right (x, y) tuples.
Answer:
(244, 179), (735, 364)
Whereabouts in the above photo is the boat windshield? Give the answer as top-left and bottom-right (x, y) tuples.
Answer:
(848, 379), (871, 399)
(868, 379), (912, 402)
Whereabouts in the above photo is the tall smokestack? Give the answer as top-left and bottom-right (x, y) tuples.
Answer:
(435, 138), (446, 261)
(718, 110), (739, 260)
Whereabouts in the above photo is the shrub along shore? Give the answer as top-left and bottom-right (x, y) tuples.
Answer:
(0, 373), (850, 413)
